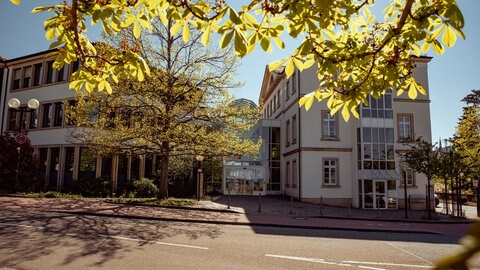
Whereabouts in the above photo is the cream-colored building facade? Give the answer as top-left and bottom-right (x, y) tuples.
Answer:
(258, 57), (433, 209)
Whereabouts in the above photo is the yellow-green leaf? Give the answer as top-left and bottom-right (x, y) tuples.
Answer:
(219, 31), (234, 49)
(284, 58), (295, 77)
(341, 105), (350, 122)
(105, 81), (113, 94)
(133, 22), (141, 38)
(10, 0), (20, 5)
(442, 25), (457, 47)
(432, 40), (444, 55)
(45, 28), (55, 40)
(269, 58), (287, 72)
(408, 79), (418, 100)
(201, 25), (211, 46)
(182, 22), (190, 43)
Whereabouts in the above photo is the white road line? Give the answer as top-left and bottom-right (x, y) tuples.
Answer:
(265, 254), (337, 265)
(383, 242), (433, 266)
(0, 222), (45, 230)
(343, 260), (432, 269)
(266, 254), (432, 269)
(98, 234), (209, 250)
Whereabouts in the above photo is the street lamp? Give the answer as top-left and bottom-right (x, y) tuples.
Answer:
(8, 98), (40, 192)
(195, 155), (204, 201)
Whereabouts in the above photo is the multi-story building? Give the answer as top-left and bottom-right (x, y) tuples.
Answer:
(257, 57), (433, 209)
(0, 49), (161, 191)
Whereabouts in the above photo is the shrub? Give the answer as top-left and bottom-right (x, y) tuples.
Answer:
(132, 178), (158, 198)
(68, 177), (113, 197)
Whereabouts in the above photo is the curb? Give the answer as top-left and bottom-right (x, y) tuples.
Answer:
(52, 210), (442, 235)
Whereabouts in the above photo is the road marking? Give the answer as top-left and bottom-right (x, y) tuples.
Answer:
(343, 260), (432, 268)
(0, 222), (45, 230)
(98, 234), (209, 250)
(266, 254), (432, 269)
(383, 242), (433, 265)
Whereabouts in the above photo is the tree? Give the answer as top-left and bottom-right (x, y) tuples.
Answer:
(402, 137), (440, 219)
(66, 23), (260, 198)
(0, 132), (43, 192)
(11, 0), (465, 120)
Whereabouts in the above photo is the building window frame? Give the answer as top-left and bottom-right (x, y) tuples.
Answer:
(401, 167), (416, 187)
(398, 114), (414, 142)
(285, 119), (290, 147)
(292, 159), (297, 188)
(322, 158), (339, 186)
(292, 114), (297, 144)
(285, 161), (290, 188)
(321, 110), (339, 140)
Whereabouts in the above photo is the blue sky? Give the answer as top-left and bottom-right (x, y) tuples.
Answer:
(1, 1), (479, 143)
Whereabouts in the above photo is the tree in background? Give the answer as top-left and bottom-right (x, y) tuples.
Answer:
(11, 0), (465, 119)
(453, 90), (480, 187)
(66, 22), (260, 198)
(0, 132), (43, 192)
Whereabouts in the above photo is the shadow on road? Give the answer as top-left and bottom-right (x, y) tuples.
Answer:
(0, 208), (223, 268)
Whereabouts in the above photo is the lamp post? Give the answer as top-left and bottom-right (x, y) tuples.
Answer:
(8, 98), (40, 192)
(195, 155), (204, 201)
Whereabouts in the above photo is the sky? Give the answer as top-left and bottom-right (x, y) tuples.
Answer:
(1, 1), (479, 143)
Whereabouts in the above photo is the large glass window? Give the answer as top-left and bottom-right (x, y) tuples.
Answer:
(78, 147), (96, 180)
(361, 91), (393, 119)
(360, 127), (395, 170)
(28, 109), (37, 129)
(23, 66), (32, 88)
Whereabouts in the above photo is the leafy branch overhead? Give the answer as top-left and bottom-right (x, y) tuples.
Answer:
(11, 0), (465, 120)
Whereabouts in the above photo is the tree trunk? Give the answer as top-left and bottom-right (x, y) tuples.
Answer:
(159, 154), (169, 198)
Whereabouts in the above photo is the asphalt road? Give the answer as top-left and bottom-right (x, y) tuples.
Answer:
(0, 209), (478, 270)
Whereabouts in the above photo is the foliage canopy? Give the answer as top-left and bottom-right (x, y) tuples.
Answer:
(11, 0), (465, 119)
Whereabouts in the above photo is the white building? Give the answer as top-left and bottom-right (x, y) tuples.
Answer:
(256, 57), (433, 209)
(0, 50), (159, 191)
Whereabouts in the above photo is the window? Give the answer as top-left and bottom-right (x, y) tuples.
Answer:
(286, 80), (290, 100)
(57, 65), (68, 82)
(398, 114), (414, 142)
(42, 103), (52, 128)
(273, 95), (277, 112)
(401, 167), (415, 186)
(277, 93), (281, 109)
(292, 72), (296, 94)
(323, 159), (338, 186)
(12, 68), (21, 90)
(292, 159), (297, 188)
(53, 102), (64, 127)
(8, 109), (18, 131)
(285, 119), (290, 146)
(66, 100), (77, 126)
(292, 115), (297, 144)
(72, 60), (80, 73)
(33, 63), (43, 86)
(285, 161), (290, 187)
(360, 127), (395, 170)
(28, 109), (38, 129)
(45, 60), (55, 84)
(23, 66), (32, 88)
(321, 111), (338, 140)
(361, 91), (393, 119)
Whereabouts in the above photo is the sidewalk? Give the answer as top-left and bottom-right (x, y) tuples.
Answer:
(0, 195), (475, 236)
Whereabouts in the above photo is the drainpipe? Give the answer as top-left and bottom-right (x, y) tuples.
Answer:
(0, 63), (9, 134)
(297, 71), (302, 200)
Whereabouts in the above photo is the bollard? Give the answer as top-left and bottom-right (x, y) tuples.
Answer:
(227, 185), (231, 210)
(348, 198), (351, 217)
(289, 195), (293, 215)
(319, 196), (323, 216)
(258, 193), (262, 213)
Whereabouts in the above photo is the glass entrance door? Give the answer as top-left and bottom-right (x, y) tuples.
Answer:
(362, 179), (390, 209)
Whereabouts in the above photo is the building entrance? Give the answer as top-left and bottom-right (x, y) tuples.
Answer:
(361, 179), (397, 209)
